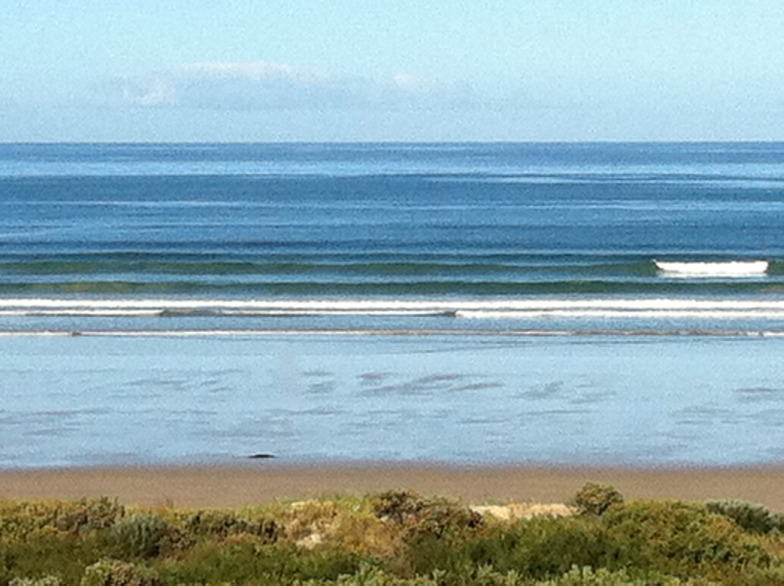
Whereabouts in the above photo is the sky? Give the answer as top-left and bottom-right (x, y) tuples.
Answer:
(1, 0), (783, 142)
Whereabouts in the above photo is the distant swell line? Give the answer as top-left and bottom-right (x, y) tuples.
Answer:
(0, 280), (781, 296)
(0, 258), (781, 279)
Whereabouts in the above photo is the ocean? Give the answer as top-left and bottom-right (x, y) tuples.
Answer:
(1, 142), (784, 468)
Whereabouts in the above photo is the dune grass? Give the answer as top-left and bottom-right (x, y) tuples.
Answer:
(2, 485), (784, 585)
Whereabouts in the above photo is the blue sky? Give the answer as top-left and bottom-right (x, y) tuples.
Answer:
(2, 0), (783, 142)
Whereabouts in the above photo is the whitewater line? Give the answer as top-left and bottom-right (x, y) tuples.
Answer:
(0, 328), (782, 338)
(4, 297), (784, 313)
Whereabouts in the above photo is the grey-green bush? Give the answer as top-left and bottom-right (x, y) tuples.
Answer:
(80, 559), (160, 586)
(103, 514), (168, 559)
(8, 577), (63, 586)
(705, 499), (784, 535)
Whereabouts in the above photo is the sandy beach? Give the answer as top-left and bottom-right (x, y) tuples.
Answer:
(3, 462), (784, 510)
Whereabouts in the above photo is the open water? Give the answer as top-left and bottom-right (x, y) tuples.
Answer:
(1, 142), (784, 468)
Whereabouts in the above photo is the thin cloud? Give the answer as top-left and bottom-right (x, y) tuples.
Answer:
(106, 61), (477, 111)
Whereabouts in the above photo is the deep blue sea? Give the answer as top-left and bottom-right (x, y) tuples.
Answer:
(1, 142), (784, 468)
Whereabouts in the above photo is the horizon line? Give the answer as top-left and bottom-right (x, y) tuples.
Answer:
(2, 139), (784, 146)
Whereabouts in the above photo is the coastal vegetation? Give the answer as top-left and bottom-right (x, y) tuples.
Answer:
(2, 484), (784, 585)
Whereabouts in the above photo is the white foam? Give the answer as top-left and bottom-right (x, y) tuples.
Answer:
(0, 328), (782, 339)
(457, 309), (784, 320)
(3, 297), (784, 318)
(654, 260), (769, 277)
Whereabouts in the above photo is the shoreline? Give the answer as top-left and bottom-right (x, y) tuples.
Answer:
(3, 462), (784, 510)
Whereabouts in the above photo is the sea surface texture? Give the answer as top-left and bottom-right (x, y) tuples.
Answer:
(1, 143), (783, 468)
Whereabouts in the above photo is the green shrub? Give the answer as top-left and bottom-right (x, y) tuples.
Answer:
(705, 499), (784, 535)
(400, 500), (777, 584)
(0, 528), (104, 584)
(373, 491), (423, 524)
(157, 541), (363, 585)
(571, 483), (624, 517)
(449, 516), (627, 581)
(532, 565), (701, 585)
(54, 497), (125, 534)
(0, 497), (124, 540)
(184, 509), (280, 542)
(293, 564), (687, 585)
(8, 577), (63, 586)
(602, 500), (772, 577)
(103, 514), (168, 560)
(293, 563), (447, 585)
(80, 559), (160, 586)
(723, 564), (784, 586)
(372, 490), (483, 539)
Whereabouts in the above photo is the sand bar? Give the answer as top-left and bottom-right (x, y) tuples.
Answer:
(3, 463), (784, 510)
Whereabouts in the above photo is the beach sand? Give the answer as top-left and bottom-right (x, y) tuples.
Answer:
(3, 463), (784, 510)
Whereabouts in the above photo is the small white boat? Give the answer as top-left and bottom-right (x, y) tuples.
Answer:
(654, 260), (769, 278)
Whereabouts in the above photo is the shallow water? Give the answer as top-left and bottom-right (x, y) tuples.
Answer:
(2, 333), (783, 469)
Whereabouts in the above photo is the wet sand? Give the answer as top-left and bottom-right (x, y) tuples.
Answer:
(3, 463), (784, 510)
